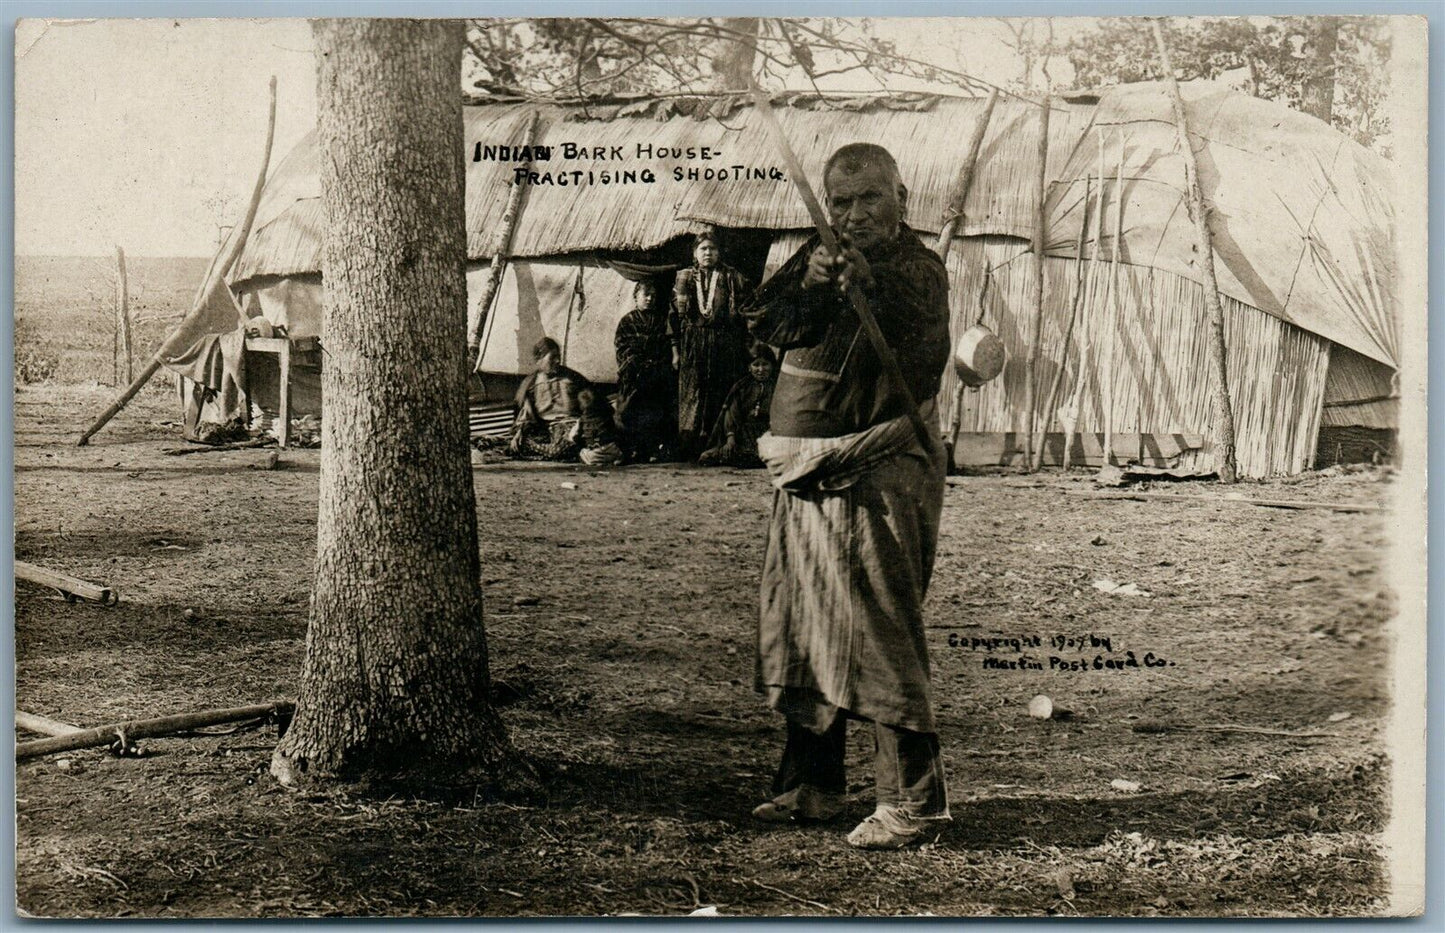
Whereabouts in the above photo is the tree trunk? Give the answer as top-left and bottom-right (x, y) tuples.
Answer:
(713, 18), (760, 90)
(1300, 17), (1339, 124)
(271, 19), (509, 786)
(1152, 21), (1238, 483)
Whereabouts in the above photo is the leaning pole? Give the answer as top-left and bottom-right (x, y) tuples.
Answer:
(76, 76), (278, 446)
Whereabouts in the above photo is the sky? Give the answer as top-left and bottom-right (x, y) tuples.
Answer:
(11, 17), (1072, 258)
(15, 18), (318, 257)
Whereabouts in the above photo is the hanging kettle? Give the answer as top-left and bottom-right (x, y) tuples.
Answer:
(953, 324), (1005, 387)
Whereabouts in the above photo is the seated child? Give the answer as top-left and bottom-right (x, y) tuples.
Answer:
(571, 387), (625, 466)
(698, 346), (776, 468)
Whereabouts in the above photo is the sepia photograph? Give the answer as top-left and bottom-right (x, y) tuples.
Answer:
(11, 11), (1429, 918)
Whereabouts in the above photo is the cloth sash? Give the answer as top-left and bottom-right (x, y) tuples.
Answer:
(757, 403), (936, 494)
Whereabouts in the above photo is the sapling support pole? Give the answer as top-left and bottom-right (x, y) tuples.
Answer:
(1152, 20), (1238, 483)
(934, 88), (999, 460)
(1022, 96), (1051, 471)
(1061, 139), (1109, 472)
(471, 110), (543, 373)
(948, 272), (992, 458)
(934, 88), (999, 261)
(1032, 176), (1091, 473)
(1100, 133), (1123, 468)
(115, 245), (133, 384)
(16, 702), (295, 760)
(77, 76), (278, 446)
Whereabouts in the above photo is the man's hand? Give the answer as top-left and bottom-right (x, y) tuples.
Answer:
(802, 235), (873, 296)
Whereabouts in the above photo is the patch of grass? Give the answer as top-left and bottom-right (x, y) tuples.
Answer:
(15, 319), (60, 385)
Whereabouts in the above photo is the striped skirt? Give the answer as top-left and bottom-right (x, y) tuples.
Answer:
(756, 435), (946, 734)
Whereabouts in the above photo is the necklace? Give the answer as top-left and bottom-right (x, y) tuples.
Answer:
(694, 268), (718, 319)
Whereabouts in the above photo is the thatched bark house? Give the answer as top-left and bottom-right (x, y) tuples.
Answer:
(180, 82), (1397, 477)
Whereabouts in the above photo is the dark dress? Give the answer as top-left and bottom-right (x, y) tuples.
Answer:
(613, 304), (676, 460)
(671, 264), (752, 460)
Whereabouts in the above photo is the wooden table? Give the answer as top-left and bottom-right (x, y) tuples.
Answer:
(244, 335), (318, 448)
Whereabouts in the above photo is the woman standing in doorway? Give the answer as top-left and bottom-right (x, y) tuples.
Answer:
(670, 230), (752, 460)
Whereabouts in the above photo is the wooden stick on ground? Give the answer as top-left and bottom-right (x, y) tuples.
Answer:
(162, 438), (277, 456)
(1067, 489), (1383, 513)
(750, 880), (833, 913)
(77, 76), (278, 447)
(1133, 721), (1338, 738)
(16, 702), (295, 760)
(17, 711), (83, 737)
(15, 561), (118, 605)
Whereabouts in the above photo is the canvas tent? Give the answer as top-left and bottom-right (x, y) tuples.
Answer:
(179, 82), (1397, 476)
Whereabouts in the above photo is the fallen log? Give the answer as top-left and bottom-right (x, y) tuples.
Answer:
(16, 711), (83, 737)
(16, 701), (294, 760)
(1066, 490), (1383, 514)
(15, 561), (119, 605)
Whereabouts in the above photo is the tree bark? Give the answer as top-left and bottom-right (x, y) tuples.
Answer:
(1152, 21), (1238, 483)
(271, 19), (509, 786)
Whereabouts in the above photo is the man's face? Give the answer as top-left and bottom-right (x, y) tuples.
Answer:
(538, 350), (560, 374)
(694, 240), (719, 269)
(750, 357), (775, 382)
(825, 162), (905, 256)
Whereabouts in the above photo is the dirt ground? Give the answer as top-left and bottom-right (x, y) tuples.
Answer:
(15, 383), (1396, 918)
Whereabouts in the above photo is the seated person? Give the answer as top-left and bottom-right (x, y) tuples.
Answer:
(698, 344), (777, 468)
(509, 336), (588, 460)
(570, 387), (625, 466)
